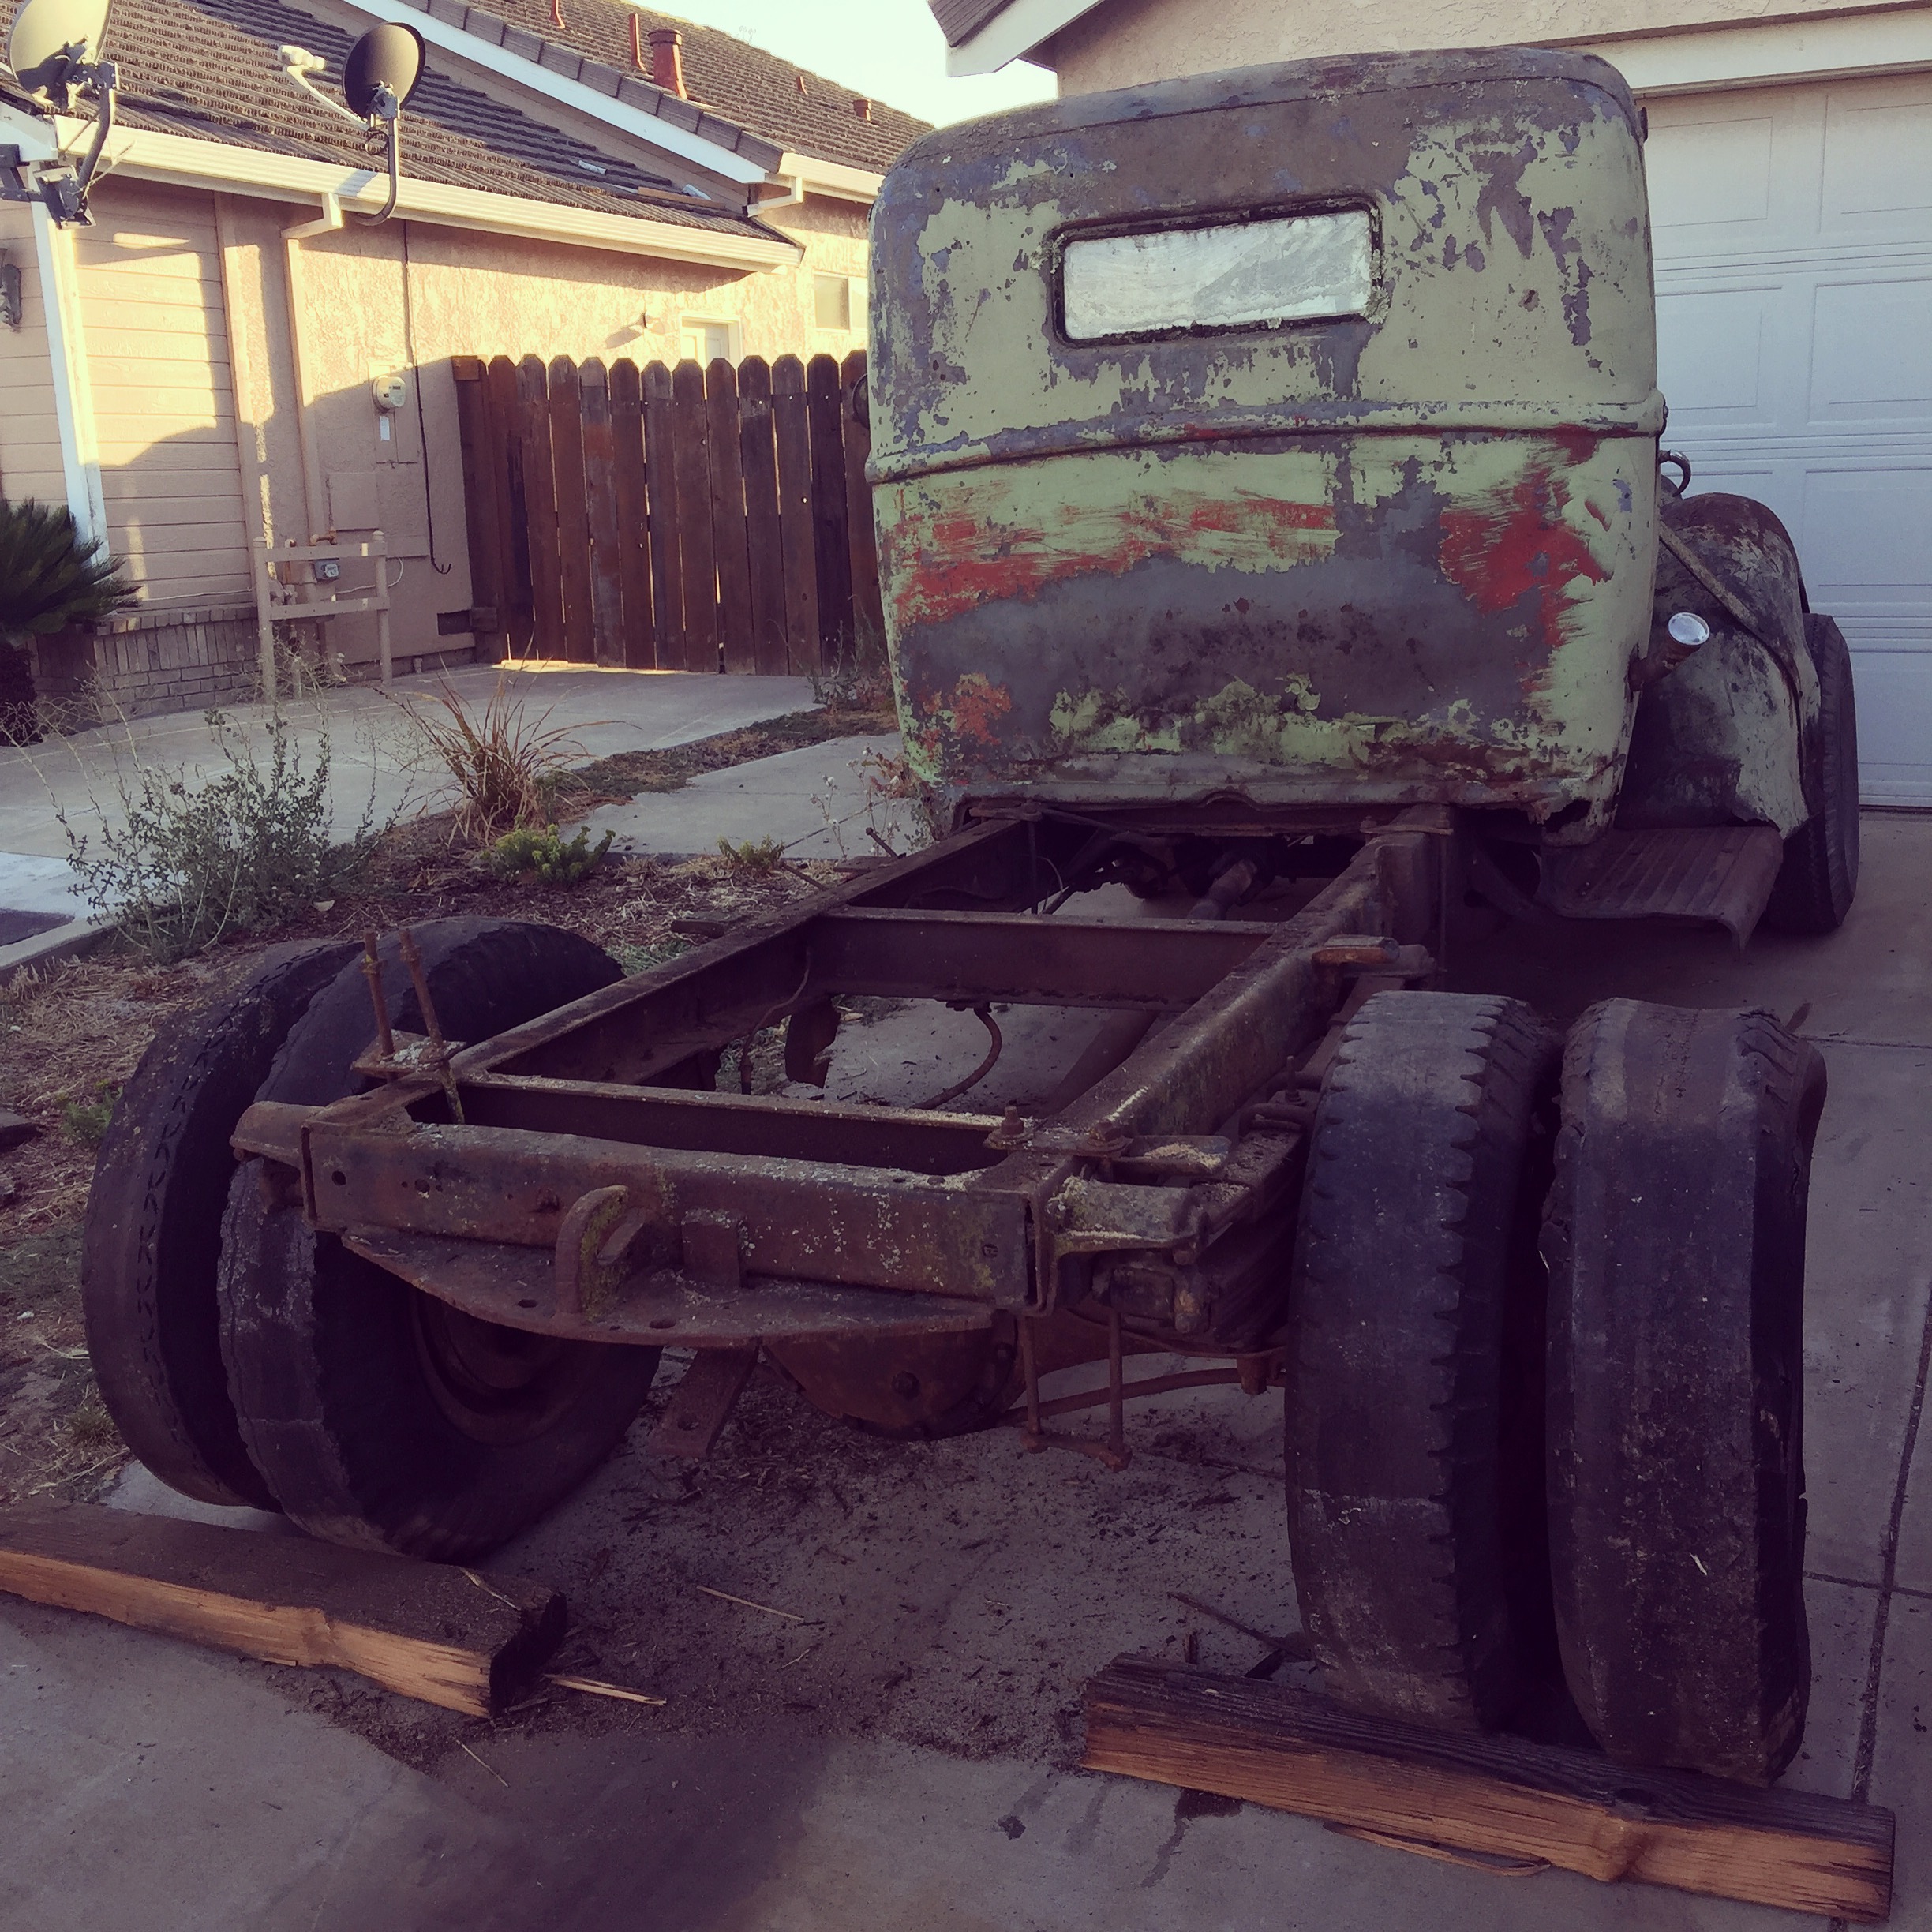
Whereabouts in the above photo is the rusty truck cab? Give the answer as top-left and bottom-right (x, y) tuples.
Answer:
(869, 48), (1661, 842)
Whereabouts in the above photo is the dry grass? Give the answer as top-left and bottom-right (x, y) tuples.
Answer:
(393, 673), (593, 841)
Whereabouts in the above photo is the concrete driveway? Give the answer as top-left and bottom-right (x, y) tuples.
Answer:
(2, 810), (1927, 1932)
(0, 661), (823, 865)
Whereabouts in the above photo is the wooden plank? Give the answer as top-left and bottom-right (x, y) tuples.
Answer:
(485, 356), (530, 654)
(671, 358), (718, 673)
(807, 353), (854, 667)
(451, 358), (505, 657)
(737, 356), (788, 675)
(516, 354), (564, 661)
(1083, 1656), (1894, 1924)
(0, 1505), (564, 1719)
(841, 349), (886, 657)
(706, 358), (757, 675)
(548, 354), (595, 665)
(772, 354), (821, 673)
(642, 360), (683, 665)
(650, 1345), (758, 1458)
(578, 358), (627, 668)
(608, 358), (655, 669)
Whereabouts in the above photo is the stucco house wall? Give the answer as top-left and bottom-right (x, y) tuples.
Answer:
(1044, 0), (1924, 94)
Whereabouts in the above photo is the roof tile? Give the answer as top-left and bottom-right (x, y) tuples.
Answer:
(0, 0), (792, 242)
(443, 0), (930, 173)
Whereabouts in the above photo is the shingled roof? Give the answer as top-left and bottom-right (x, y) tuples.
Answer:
(410, 0), (931, 174)
(929, 0), (1013, 50)
(0, 0), (792, 234)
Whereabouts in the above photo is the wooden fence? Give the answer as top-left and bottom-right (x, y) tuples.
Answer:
(450, 350), (885, 674)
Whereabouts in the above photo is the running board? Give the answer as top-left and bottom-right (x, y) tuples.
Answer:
(1536, 825), (1786, 948)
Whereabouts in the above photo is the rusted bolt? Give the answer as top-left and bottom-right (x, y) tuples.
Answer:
(891, 1371), (921, 1399)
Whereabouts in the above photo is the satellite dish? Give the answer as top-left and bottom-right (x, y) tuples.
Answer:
(4, 0), (112, 106)
(342, 23), (425, 120)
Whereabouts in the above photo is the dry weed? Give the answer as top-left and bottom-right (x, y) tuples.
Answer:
(394, 674), (596, 842)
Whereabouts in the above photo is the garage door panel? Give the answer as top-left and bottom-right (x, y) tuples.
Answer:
(1842, 652), (1932, 805)
(1823, 89), (1932, 230)
(1648, 113), (1776, 229)
(1801, 468), (1932, 597)
(1646, 90), (1823, 258)
(1810, 279), (1932, 425)
(1657, 286), (1779, 424)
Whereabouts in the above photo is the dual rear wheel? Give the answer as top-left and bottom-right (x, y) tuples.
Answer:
(1286, 989), (1824, 1783)
(84, 920), (661, 1563)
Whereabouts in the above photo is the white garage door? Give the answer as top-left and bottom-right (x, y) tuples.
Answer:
(1646, 74), (1932, 804)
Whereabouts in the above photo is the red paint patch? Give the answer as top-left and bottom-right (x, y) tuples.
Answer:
(945, 672), (1013, 746)
(888, 488), (1335, 632)
(1438, 464), (1609, 651)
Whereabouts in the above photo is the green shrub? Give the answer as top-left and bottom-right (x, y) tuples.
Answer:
(61, 1082), (118, 1147)
(715, 834), (784, 875)
(62, 707), (381, 963)
(0, 498), (137, 744)
(487, 822), (614, 886)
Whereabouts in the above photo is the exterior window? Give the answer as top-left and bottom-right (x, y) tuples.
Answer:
(1061, 208), (1375, 343)
(814, 272), (851, 331)
(680, 320), (734, 364)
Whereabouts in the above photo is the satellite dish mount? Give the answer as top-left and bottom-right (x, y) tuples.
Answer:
(0, 0), (120, 223)
(278, 24), (424, 226)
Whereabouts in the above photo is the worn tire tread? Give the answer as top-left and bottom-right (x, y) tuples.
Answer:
(1544, 998), (1824, 1782)
(80, 941), (360, 1507)
(217, 919), (661, 1559)
(1286, 990), (1558, 1732)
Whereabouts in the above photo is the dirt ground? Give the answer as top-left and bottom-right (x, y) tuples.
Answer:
(0, 703), (1313, 1795)
(0, 713), (884, 1513)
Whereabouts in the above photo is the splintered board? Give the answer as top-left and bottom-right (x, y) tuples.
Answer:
(1083, 1656), (1893, 1923)
(0, 1505), (564, 1717)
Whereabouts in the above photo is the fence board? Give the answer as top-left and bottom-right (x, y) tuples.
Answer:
(515, 354), (564, 660)
(578, 359), (626, 667)
(451, 358), (504, 657)
(841, 349), (885, 654)
(773, 354), (820, 672)
(807, 354), (854, 665)
(462, 350), (880, 678)
(737, 358), (788, 676)
(485, 356), (529, 651)
(705, 358), (757, 676)
(548, 356), (595, 664)
(671, 358), (718, 673)
(608, 358), (654, 669)
(642, 360), (683, 664)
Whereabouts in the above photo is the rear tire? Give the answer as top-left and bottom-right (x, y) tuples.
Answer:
(1764, 613), (1859, 935)
(81, 941), (358, 1507)
(218, 919), (662, 1559)
(1543, 1000), (1823, 1783)
(1286, 991), (1559, 1731)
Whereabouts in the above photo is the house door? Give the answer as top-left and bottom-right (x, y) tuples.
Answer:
(1646, 74), (1932, 805)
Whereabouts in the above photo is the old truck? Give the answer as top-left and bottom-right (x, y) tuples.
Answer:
(84, 47), (1857, 1788)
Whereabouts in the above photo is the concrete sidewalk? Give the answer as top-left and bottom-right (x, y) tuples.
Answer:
(2, 816), (1928, 1932)
(0, 663), (822, 867)
(571, 732), (924, 860)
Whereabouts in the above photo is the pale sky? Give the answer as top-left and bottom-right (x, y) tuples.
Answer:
(668, 0), (1058, 127)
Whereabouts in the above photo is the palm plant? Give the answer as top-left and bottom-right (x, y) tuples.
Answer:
(0, 497), (137, 743)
